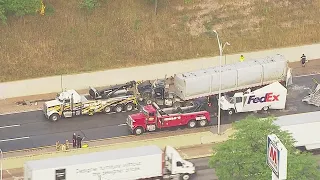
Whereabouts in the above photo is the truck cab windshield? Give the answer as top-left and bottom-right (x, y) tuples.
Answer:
(142, 108), (154, 117)
(56, 94), (64, 102)
(224, 95), (234, 104)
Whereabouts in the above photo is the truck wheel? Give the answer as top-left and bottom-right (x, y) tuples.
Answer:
(227, 109), (234, 115)
(173, 102), (181, 108)
(262, 106), (269, 111)
(188, 120), (197, 128)
(181, 174), (190, 180)
(125, 103), (135, 111)
(198, 119), (208, 127)
(49, 113), (60, 122)
(104, 106), (111, 113)
(145, 99), (153, 105)
(134, 127), (144, 135)
(114, 105), (123, 113)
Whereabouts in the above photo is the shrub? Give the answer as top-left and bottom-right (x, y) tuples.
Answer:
(0, 0), (41, 24)
(80, 0), (100, 12)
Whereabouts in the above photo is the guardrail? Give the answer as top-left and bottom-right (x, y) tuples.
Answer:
(1, 43), (320, 99)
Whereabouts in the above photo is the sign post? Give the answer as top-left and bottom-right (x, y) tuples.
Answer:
(266, 134), (287, 180)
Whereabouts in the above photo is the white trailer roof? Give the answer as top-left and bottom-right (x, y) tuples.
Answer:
(274, 111), (320, 150)
(176, 54), (285, 80)
(25, 145), (162, 170)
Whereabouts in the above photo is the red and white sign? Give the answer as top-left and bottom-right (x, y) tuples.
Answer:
(267, 139), (279, 175)
(266, 134), (287, 180)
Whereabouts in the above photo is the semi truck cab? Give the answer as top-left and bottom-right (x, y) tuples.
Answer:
(43, 90), (87, 121)
(164, 146), (196, 180)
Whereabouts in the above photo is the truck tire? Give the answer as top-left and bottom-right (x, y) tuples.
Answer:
(181, 174), (190, 180)
(227, 109), (234, 115)
(134, 127), (144, 135)
(198, 119), (208, 127)
(184, 101), (194, 106)
(114, 105), (123, 113)
(262, 106), (269, 111)
(143, 92), (152, 105)
(104, 106), (111, 113)
(125, 103), (135, 111)
(173, 102), (181, 108)
(188, 120), (197, 128)
(145, 98), (153, 105)
(49, 113), (60, 122)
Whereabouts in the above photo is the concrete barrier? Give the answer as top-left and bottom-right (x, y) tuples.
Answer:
(1, 43), (320, 99)
(0, 76), (62, 99)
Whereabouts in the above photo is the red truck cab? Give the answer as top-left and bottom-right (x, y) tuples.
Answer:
(126, 103), (211, 135)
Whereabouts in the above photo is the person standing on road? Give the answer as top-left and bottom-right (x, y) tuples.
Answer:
(77, 135), (82, 148)
(301, 54), (307, 67)
(72, 133), (77, 148)
(240, 55), (245, 62)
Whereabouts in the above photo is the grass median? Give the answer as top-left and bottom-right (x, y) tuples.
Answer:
(0, 0), (320, 82)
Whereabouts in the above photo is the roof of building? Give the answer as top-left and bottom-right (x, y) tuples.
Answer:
(274, 111), (320, 150)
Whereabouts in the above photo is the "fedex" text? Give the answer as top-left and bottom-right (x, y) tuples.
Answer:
(247, 93), (279, 104)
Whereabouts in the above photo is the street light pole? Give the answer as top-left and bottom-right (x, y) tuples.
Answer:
(0, 148), (2, 180)
(212, 30), (229, 135)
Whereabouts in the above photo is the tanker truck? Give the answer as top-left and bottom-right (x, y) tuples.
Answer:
(24, 145), (196, 180)
(137, 54), (292, 108)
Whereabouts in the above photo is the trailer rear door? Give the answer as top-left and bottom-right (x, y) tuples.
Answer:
(286, 68), (293, 87)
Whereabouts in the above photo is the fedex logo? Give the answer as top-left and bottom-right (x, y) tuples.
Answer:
(247, 93), (279, 104)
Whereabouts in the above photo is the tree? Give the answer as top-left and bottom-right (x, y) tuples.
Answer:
(209, 115), (320, 180)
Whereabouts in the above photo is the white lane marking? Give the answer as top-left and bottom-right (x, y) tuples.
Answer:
(118, 123), (127, 126)
(0, 108), (41, 116)
(294, 73), (320, 78)
(0, 136), (30, 142)
(0, 124), (20, 129)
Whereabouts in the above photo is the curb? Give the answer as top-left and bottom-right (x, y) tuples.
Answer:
(185, 154), (212, 160)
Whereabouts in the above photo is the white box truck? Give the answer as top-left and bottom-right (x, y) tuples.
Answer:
(24, 145), (196, 180)
(219, 81), (287, 115)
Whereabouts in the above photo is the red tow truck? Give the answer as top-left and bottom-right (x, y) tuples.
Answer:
(126, 103), (211, 135)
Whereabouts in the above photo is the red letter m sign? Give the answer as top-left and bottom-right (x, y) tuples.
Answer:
(269, 146), (277, 164)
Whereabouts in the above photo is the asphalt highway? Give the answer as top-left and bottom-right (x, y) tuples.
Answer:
(190, 157), (217, 180)
(190, 154), (320, 180)
(1, 74), (320, 152)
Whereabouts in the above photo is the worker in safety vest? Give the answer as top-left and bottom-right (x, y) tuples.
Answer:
(239, 55), (245, 62)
